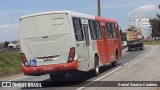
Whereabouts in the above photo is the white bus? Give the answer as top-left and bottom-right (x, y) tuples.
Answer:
(20, 11), (122, 81)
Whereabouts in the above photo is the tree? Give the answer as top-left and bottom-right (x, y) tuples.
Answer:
(149, 13), (160, 40)
(3, 41), (9, 48)
(11, 40), (18, 44)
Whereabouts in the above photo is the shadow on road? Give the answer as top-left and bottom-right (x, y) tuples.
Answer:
(21, 64), (120, 89)
(20, 47), (146, 89)
(125, 49), (143, 52)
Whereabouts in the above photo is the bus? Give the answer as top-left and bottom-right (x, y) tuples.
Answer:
(19, 11), (122, 81)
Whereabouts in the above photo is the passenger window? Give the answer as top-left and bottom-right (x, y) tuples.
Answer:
(95, 21), (102, 39)
(106, 23), (113, 39)
(73, 18), (84, 41)
(115, 24), (119, 37)
(88, 20), (97, 40)
(111, 23), (117, 38)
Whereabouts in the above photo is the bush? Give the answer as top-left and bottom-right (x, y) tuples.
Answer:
(0, 51), (22, 77)
(144, 40), (160, 45)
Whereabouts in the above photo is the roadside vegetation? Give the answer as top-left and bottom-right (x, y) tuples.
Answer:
(144, 40), (160, 45)
(0, 51), (22, 77)
(144, 13), (160, 45)
(149, 13), (160, 40)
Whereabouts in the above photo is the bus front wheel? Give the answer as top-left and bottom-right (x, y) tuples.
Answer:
(111, 60), (117, 67)
(111, 51), (118, 67)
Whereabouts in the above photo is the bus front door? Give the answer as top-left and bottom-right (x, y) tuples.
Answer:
(76, 19), (90, 71)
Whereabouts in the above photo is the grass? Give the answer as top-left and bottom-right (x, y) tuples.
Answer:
(144, 40), (160, 45)
(0, 51), (22, 77)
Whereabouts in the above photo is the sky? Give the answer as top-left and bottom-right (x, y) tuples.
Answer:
(0, 0), (159, 42)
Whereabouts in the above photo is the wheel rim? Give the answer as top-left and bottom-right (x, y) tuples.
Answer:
(95, 57), (99, 75)
(95, 63), (99, 74)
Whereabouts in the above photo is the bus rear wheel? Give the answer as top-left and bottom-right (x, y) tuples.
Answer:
(49, 72), (66, 81)
(93, 56), (99, 76)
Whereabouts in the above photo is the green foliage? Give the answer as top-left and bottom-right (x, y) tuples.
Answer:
(150, 13), (160, 40)
(0, 51), (22, 77)
(144, 40), (160, 45)
(4, 41), (9, 48)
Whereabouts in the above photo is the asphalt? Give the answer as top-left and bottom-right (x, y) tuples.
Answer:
(1, 45), (160, 90)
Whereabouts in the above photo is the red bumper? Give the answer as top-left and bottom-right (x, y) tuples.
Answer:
(22, 60), (78, 75)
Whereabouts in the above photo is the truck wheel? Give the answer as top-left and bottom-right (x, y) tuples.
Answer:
(140, 45), (144, 50)
(49, 72), (66, 81)
(128, 47), (131, 51)
(93, 56), (99, 76)
(140, 47), (143, 50)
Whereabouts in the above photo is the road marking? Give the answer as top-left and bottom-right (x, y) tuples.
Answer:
(76, 66), (123, 90)
(7, 47), (150, 85)
(124, 63), (129, 66)
(132, 46), (150, 61)
(76, 47), (150, 90)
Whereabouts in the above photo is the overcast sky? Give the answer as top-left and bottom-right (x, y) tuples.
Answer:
(0, 0), (159, 42)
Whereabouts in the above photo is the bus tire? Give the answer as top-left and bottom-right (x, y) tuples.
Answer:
(93, 56), (99, 77)
(111, 60), (117, 67)
(111, 52), (118, 67)
(49, 72), (66, 81)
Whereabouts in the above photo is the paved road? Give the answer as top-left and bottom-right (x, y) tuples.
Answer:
(1, 45), (160, 90)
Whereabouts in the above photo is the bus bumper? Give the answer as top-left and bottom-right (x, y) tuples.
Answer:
(22, 60), (78, 75)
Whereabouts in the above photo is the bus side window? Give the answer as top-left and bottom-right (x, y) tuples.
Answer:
(73, 18), (84, 41)
(88, 20), (97, 40)
(111, 23), (117, 38)
(95, 21), (102, 39)
(106, 23), (113, 39)
(115, 24), (119, 38)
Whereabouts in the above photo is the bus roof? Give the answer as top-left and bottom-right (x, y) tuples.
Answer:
(95, 16), (118, 24)
(20, 10), (94, 20)
(20, 10), (118, 24)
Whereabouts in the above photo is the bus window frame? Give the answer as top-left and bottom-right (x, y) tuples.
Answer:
(95, 21), (102, 40)
(106, 22), (114, 39)
(88, 20), (97, 40)
(73, 17), (84, 41)
(111, 23), (117, 39)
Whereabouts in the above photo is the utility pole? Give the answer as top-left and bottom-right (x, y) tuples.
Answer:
(98, 0), (101, 16)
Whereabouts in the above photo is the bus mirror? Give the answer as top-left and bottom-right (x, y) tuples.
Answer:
(120, 30), (122, 35)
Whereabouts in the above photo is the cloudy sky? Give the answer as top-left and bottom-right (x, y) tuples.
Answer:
(0, 0), (159, 42)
